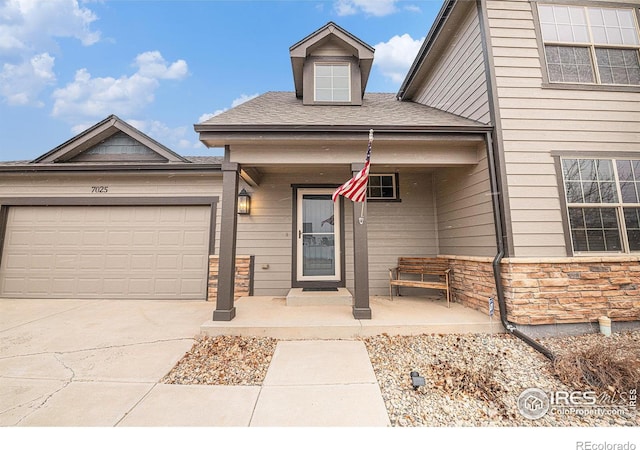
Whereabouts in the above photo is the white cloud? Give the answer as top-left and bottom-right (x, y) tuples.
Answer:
(134, 51), (188, 80)
(0, 0), (100, 56)
(231, 93), (258, 108)
(52, 52), (189, 122)
(0, 52), (56, 106)
(0, 0), (100, 105)
(404, 4), (422, 13)
(374, 34), (424, 83)
(334, 0), (398, 17)
(198, 93), (259, 123)
(126, 119), (194, 149)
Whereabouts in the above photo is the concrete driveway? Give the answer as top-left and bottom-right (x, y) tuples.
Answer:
(0, 299), (261, 426)
(0, 298), (390, 427)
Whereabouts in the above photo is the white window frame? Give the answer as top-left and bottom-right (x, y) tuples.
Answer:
(538, 4), (640, 86)
(314, 63), (351, 102)
(561, 157), (640, 254)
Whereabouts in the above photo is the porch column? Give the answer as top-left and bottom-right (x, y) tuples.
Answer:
(351, 162), (372, 319)
(214, 161), (240, 321)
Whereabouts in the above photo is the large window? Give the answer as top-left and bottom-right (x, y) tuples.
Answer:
(314, 63), (350, 102)
(538, 4), (640, 86)
(562, 158), (640, 253)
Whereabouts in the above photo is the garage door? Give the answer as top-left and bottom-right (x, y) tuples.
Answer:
(0, 205), (211, 299)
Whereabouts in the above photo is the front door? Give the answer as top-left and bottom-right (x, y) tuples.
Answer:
(296, 188), (341, 282)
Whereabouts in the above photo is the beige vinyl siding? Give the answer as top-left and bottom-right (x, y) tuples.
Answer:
(235, 170), (437, 297)
(487, 0), (640, 257)
(234, 172), (296, 296)
(413, 4), (491, 124)
(435, 152), (496, 257)
(0, 172), (223, 253)
(363, 172), (438, 294)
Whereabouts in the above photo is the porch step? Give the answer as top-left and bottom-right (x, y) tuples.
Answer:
(199, 296), (504, 340)
(286, 288), (353, 306)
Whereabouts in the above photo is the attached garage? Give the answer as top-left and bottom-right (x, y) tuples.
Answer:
(1, 205), (212, 299)
(0, 115), (222, 301)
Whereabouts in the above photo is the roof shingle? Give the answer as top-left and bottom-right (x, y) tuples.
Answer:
(199, 92), (484, 128)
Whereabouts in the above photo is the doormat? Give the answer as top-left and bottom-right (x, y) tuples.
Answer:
(302, 287), (339, 292)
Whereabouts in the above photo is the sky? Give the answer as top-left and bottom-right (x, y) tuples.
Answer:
(0, 0), (445, 162)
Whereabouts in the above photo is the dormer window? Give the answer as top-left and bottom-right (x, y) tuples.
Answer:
(290, 22), (374, 106)
(315, 63), (351, 102)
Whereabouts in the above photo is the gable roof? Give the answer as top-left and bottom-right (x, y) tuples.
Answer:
(0, 115), (223, 172)
(289, 22), (375, 98)
(32, 115), (189, 164)
(196, 91), (487, 130)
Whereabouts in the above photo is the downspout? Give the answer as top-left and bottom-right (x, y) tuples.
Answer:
(485, 131), (555, 361)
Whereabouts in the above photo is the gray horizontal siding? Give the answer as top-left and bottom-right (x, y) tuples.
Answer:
(235, 170), (437, 297)
(0, 172), (224, 254)
(413, 5), (491, 124)
(487, 0), (640, 257)
(435, 153), (496, 257)
(361, 172), (437, 295)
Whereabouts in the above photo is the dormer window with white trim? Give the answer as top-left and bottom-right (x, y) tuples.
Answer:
(314, 63), (351, 102)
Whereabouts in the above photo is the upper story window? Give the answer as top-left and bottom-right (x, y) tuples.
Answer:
(314, 63), (350, 102)
(538, 4), (640, 86)
(561, 158), (640, 253)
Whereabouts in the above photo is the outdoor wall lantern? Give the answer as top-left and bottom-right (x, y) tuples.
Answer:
(237, 189), (251, 215)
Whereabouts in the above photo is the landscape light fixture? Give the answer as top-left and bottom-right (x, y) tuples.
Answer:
(410, 371), (425, 390)
(237, 189), (251, 215)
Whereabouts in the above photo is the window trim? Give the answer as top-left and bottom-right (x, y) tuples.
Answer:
(557, 156), (640, 255)
(532, 1), (640, 91)
(366, 173), (401, 202)
(313, 62), (351, 103)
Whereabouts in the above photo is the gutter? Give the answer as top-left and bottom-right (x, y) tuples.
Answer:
(0, 163), (222, 173)
(194, 124), (492, 134)
(485, 131), (555, 361)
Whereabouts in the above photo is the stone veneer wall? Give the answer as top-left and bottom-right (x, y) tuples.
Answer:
(443, 255), (499, 319)
(440, 255), (640, 325)
(207, 255), (254, 301)
(501, 257), (640, 325)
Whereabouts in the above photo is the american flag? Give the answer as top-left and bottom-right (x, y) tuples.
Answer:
(332, 136), (372, 203)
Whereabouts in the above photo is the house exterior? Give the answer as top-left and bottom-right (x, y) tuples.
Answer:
(198, 2), (639, 329)
(1, 1), (638, 333)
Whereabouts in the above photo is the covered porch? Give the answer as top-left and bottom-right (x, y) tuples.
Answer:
(200, 295), (503, 339)
(195, 91), (496, 322)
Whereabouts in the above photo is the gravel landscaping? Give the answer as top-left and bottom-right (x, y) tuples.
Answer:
(363, 331), (638, 427)
(162, 331), (639, 427)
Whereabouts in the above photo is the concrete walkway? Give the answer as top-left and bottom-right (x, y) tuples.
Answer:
(0, 299), (389, 426)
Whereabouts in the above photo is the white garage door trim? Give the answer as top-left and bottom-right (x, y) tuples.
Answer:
(0, 197), (218, 300)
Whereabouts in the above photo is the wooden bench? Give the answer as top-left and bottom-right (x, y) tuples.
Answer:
(389, 257), (451, 307)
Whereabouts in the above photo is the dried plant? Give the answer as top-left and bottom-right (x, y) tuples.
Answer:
(422, 337), (509, 417)
(552, 341), (640, 396)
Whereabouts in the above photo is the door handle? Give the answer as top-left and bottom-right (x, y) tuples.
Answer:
(298, 230), (302, 239)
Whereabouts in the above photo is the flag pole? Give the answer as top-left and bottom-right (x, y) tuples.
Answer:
(359, 129), (373, 225)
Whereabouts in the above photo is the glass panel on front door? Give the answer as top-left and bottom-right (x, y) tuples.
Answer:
(297, 189), (341, 281)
